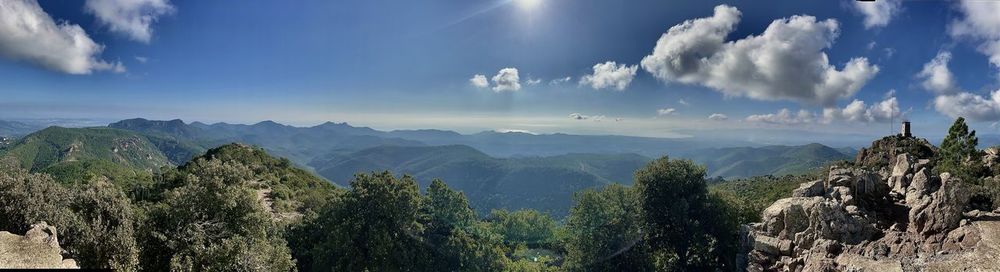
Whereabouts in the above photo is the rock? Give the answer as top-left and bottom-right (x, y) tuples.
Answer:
(905, 168), (937, 205)
(753, 234), (793, 256)
(0, 222), (78, 269)
(792, 179), (825, 197)
(891, 153), (913, 178)
(909, 180), (970, 237)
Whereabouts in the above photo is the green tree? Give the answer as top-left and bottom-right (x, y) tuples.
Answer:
(299, 171), (426, 271)
(488, 209), (559, 248)
(67, 178), (140, 271)
(422, 180), (508, 271)
(634, 157), (734, 270)
(142, 159), (294, 271)
(564, 184), (651, 271)
(939, 117), (984, 182)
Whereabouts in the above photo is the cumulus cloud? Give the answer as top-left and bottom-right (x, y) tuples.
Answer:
(657, 108), (677, 115)
(933, 91), (1000, 121)
(821, 97), (900, 123)
(640, 5), (879, 106)
(84, 0), (175, 43)
(950, 0), (1000, 69)
(917, 52), (960, 94)
(470, 74), (489, 88)
(746, 109), (816, 125)
(491, 67), (521, 92)
(708, 113), (728, 121)
(580, 61), (638, 91)
(0, 0), (124, 74)
(549, 76), (571, 85)
(852, 0), (902, 29)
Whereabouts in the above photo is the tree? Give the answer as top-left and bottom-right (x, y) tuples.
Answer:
(939, 117), (984, 182)
(142, 159), (295, 271)
(564, 184), (651, 272)
(421, 179), (507, 271)
(298, 171), (426, 271)
(634, 156), (733, 270)
(67, 178), (140, 271)
(487, 209), (559, 248)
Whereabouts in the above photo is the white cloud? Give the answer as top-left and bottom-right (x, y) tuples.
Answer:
(526, 78), (542, 85)
(134, 56), (148, 63)
(821, 97), (900, 123)
(84, 0), (175, 43)
(678, 99), (689, 106)
(549, 76), (571, 85)
(950, 0), (1000, 69)
(916, 50), (1000, 121)
(640, 5), (879, 106)
(746, 109), (816, 125)
(853, 0), (902, 29)
(917, 51), (960, 94)
(491, 67), (521, 92)
(569, 113), (608, 121)
(933, 91), (1000, 121)
(470, 74), (489, 88)
(580, 61), (638, 91)
(0, 0), (124, 74)
(708, 113), (728, 121)
(657, 108), (677, 116)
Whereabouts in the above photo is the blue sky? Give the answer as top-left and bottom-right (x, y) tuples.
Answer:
(2, 0), (1000, 143)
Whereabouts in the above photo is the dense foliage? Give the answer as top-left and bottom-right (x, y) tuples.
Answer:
(938, 117), (985, 182)
(0, 141), (758, 271)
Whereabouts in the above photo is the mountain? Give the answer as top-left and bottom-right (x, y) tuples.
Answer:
(0, 120), (42, 138)
(109, 118), (737, 162)
(0, 127), (172, 172)
(309, 144), (650, 215)
(683, 143), (851, 178)
(179, 143), (341, 219)
(109, 118), (421, 169)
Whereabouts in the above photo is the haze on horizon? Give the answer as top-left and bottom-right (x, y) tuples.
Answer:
(2, 0), (1000, 145)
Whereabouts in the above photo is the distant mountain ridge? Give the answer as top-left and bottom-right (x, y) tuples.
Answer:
(683, 143), (852, 178)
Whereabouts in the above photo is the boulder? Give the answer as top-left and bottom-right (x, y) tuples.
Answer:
(792, 179), (825, 197)
(909, 178), (970, 236)
(0, 222), (78, 269)
(905, 168), (938, 205)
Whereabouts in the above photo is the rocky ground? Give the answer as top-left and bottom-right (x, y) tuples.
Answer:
(0, 222), (78, 269)
(741, 135), (1000, 271)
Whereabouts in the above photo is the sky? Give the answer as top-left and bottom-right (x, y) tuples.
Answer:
(1, 0), (1000, 144)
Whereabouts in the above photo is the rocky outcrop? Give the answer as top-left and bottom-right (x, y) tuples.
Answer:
(742, 138), (997, 271)
(0, 222), (78, 269)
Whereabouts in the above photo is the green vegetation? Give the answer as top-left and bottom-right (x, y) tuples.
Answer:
(0, 127), (171, 172)
(683, 143), (850, 178)
(710, 174), (820, 224)
(311, 144), (650, 216)
(938, 117), (985, 182)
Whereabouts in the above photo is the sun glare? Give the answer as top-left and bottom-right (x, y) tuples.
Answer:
(514, 0), (542, 11)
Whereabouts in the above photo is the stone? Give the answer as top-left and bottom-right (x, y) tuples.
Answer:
(792, 179), (825, 197)
(0, 222), (78, 269)
(892, 153), (913, 178)
(906, 168), (937, 205)
(909, 180), (970, 236)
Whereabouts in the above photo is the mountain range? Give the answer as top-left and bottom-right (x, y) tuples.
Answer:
(0, 118), (856, 215)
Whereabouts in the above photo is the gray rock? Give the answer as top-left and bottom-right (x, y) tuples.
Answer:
(909, 179), (970, 236)
(906, 168), (937, 205)
(792, 179), (825, 197)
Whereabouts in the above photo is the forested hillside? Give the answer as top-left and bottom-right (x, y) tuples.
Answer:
(683, 143), (852, 178)
(311, 144), (650, 215)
